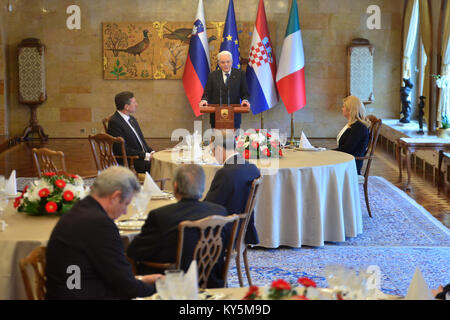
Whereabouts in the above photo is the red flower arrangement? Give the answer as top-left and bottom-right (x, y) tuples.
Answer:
(14, 172), (87, 216)
(242, 277), (319, 300)
(236, 129), (283, 160)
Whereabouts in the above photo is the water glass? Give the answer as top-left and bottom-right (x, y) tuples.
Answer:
(0, 176), (5, 192)
(130, 191), (150, 219)
(0, 192), (9, 231)
(155, 277), (170, 300)
(279, 133), (287, 148)
(165, 269), (186, 299)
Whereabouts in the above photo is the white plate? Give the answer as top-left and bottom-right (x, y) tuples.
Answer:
(116, 219), (145, 231)
(295, 147), (326, 151)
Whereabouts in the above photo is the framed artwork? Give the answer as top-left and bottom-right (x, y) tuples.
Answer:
(102, 21), (275, 80)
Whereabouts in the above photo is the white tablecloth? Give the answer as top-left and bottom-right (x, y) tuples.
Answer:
(151, 148), (363, 248)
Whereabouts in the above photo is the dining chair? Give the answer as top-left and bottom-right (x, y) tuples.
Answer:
(102, 114), (114, 133)
(355, 115), (382, 218)
(175, 214), (239, 289)
(32, 147), (67, 177)
(88, 133), (170, 188)
(232, 176), (262, 287)
(19, 246), (47, 300)
(133, 214), (239, 289)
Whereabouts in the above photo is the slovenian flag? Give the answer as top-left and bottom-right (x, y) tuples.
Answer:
(276, 0), (306, 114)
(219, 0), (240, 70)
(246, 0), (278, 115)
(182, 0), (211, 117)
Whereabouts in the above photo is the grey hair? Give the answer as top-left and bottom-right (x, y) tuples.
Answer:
(217, 50), (233, 62)
(90, 166), (141, 201)
(174, 164), (205, 200)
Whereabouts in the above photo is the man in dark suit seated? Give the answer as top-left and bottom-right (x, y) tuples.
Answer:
(199, 50), (250, 129)
(45, 166), (163, 300)
(205, 130), (261, 245)
(127, 164), (228, 288)
(107, 91), (154, 173)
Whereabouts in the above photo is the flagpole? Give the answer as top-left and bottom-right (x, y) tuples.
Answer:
(260, 112), (264, 129)
(290, 113), (295, 146)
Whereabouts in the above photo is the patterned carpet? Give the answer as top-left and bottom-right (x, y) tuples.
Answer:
(227, 177), (450, 296)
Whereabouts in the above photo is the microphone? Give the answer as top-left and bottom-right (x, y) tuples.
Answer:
(227, 82), (230, 106)
(219, 85), (222, 106)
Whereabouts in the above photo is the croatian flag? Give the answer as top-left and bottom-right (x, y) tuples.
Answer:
(276, 0), (306, 114)
(246, 0), (278, 115)
(182, 0), (211, 117)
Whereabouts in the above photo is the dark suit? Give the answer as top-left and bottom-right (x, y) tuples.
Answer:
(45, 196), (154, 300)
(205, 154), (261, 245)
(107, 111), (153, 173)
(201, 68), (250, 129)
(335, 121), (370, 175)
(127, 199), (228, 288)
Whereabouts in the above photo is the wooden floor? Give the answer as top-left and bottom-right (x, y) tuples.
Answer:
(0, 137), (448, 228)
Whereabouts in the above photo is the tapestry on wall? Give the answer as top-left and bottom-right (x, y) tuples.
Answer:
(102, 21), (275, 80)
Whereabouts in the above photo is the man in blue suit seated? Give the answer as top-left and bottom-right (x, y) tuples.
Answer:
(45, 166), (163, 300)
(127, 164), (229, 288)
(205, 130), (261, 245)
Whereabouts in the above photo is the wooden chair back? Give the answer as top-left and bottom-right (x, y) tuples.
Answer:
(19, 246), (46, 300)
(357, 115), (382, 178)
(235, 176), (262, 254)
(32, 148), (67, 177)
(88, 133), (128, 172)
(175, 214), (239, 289)
(102, 114), (113, 133)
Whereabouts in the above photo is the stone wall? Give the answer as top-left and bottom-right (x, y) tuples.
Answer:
(1, 0), (403, 138)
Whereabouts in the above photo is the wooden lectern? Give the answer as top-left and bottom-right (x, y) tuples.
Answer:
(199, 104), (250, 129)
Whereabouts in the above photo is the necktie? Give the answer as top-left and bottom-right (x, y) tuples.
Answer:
(225, 73), (230, 85)
(128, 117), (146, 152)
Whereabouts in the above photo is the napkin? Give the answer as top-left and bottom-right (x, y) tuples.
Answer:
(142, 172), (165, 196)
(299, 131), (314, 149)
(5, 170), (17, 196)
(405, 267), (434, 300)
(184, 260), (199, 300)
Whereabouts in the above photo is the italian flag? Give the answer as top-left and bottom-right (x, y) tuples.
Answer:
(276, 0), (306, 114)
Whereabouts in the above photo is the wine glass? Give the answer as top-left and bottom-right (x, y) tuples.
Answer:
(0, 176), (6, 192)
(130, 191), (150, 220)
(0, 191), (9, 231)
(279, 132), (287, 148)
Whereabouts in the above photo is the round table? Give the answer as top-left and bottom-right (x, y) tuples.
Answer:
(150, 148), (363, 248)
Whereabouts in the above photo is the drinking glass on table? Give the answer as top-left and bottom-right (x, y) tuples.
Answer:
(279, 132), (287, 148)
(0, 175), (5, 192)
(165, 269), (186, 299)
(130, 191), (150, 220)
(0, 191), (9, 231)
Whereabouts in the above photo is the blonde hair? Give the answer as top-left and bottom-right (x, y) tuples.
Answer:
(343, 96), (370, 127)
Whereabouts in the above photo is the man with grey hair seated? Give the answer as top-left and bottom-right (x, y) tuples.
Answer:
(205, 129), (261, 245)
(127, 164), (228, 288)
(45, 166), (163, 300)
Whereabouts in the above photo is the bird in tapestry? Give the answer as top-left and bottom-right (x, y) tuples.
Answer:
(163, 26), (217, 45)
(108, 29), (150, 61)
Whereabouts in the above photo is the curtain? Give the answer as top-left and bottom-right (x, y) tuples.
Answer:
(403, 0), (419, 81)
(419, 0), (432, 125)
(437, 1), (450, 127)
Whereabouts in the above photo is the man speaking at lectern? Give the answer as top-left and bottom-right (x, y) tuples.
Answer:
(199, 51), (250, 129)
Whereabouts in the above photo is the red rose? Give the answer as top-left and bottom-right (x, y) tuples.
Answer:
(251, 141), (259, 149)
(279, 149), (283, 156)
(70, 174), (79, 179)
(266, 133), (272, 138)
(38, 188), (51, 198)
(55, 179), (66, 189)
(255, 129), (260, 132)
(244, 132), (251, 136)
(63, 190), (74, 201)
(14, 197), (21, 208)
(23, 185), (28, 193)
(243, 285), (260, 300)
(45, 201), (58, 213)
(297, 277), (317, 288)
(244, 149), (251, 159)
(271, 279), (291, 291)
(43, 172), (56, 177)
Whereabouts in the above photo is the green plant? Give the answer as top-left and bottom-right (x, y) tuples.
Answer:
(110, 59), (127, 79)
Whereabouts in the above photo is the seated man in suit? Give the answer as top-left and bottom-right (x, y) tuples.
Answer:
(127, 164), (229, 288)
(45, 166), (163, 300)
(205, 130), (261, 245)
(107, 91), (154, 173)
(199, 50), (250, 129)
